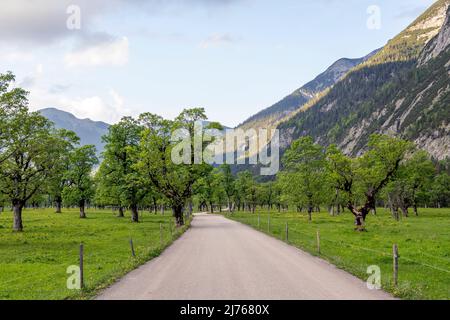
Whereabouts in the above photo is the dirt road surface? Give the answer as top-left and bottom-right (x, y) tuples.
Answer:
(96, 213), (393, 300)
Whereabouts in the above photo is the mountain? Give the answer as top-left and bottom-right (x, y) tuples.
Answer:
(237, 49), (380, 131)
(39, 108), (110, 156)
(278, 0), (450, 161)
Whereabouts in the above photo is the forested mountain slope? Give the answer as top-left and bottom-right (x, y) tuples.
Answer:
(278, 0), (450, 160)
(238, 50), (379, 131)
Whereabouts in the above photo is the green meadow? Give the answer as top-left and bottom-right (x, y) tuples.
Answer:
(224, 208), (450, 300)
(0, 208), (190, 300)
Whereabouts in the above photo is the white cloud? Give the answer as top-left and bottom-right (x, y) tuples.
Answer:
(0, 0), (239, 45)
(64, 36), (129, 67)
(28, 80), (136, 124)
(59, 90), (134, 123)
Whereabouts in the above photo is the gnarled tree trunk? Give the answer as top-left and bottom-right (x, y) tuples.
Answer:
(117, 206), (124, 218)
(55, 196), (62, 214)
(348, 202), (371, 232)
(400, 206), (409, 218)
(79, 199), (86, 219)
(173, 203), (185, 227)
(130, 204), (139, 222)
(307, 197), (313, 221)
(13, 200), (24, 232)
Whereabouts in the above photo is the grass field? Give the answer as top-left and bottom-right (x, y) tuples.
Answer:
(0, 208), (190, 300)
(224, 208), (450, 300)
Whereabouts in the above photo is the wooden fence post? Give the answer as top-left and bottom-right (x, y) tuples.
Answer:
(316, 230), (320, 254)
(393, 244), (399, 286)
(130, 238), (135, 257)
(79, 243), (84, 289)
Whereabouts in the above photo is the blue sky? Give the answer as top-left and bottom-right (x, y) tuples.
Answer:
(0, 0), (435, 126)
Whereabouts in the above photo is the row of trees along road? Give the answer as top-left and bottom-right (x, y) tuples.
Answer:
(95, 110), (223, 226)
(196, 136), (449, 231)
(1, 72), (223, 231)
(1, 71), (449, 231)
(0, 72), (99, 231)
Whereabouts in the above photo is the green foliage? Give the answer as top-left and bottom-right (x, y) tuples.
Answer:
(0, 72), (82, 231)
(235, 171), (258, 212)
(62, 145), (98, 217)
(194, 167), (226, 212)
(430, 173), (450, 208)
(46, 129), (80, 212)
(279, 137), (328, 218)
(0, 110), (61, 205)
(218, 164), (235, 210)
(325, 134), (414, 228)
(135, 108), (212, 225)
(383, 151), (436, 216)
(96, 117), (145, 221)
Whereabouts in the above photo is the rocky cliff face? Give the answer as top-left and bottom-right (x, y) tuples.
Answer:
(419, 6), (450, 65)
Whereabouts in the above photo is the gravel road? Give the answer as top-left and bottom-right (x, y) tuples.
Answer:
(96, 213), (393, 300)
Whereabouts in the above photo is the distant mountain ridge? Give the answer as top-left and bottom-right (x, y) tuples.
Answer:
(238, 48), (380, 131)
(301, 49), (380, 94)
(39, 108), (110, 156)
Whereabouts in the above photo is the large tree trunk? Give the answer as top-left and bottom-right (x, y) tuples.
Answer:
(393, 206), (400, 221)
(173, 204), (185, 226)
(347, 205), (365, 231)
(55, 197), (62, 214)
(307, 197), (313, 221)
(400, 205), (409, 218)
(189, 200), (193, 216)
(347, 202), (371, 231)
(117, 206), (124, 218)
(210, 202), (214, 213)
(13, 201), (24, 232)
(79, 199), (86, 219)
(307, 206), (312, 221)
(153, 198), (158, 214)
(130, 204), (139, 222)
(413, 203), (418, 216)
(328, 205), (334, 216)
